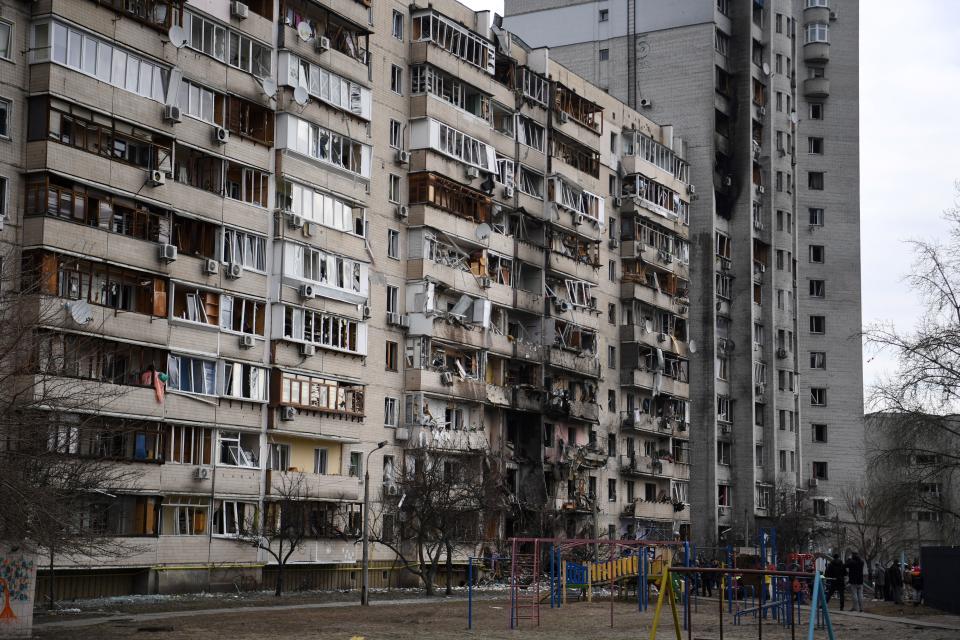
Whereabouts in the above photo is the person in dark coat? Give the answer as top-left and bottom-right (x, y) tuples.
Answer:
(845, 551), (865, 611)
(825, 553), (846, 610)
(887, 561), (903, 605)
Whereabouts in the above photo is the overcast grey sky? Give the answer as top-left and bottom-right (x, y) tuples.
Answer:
(463, 0), (960, 398)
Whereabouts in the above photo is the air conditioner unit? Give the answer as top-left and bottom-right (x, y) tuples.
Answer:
(362, 304), (372, 319)
(213, 126), (229, 144)
(162, 104), (182, 123)
(465, 167), (480, 180)
(808, 478), (819, 488)
(299, 284), (316, 298)
(723, 176), (733, 187)
(386, 312), (402, 326)
(639, 98), (652, 108)
(776, 347), (788, 359)
(440, 371), (455, 385)
(608, 238), (619, 249)
(280, 406), (297, 421)
(386, 484), (399, 496)
(687, 184), (696, 196)
(286, 213), (304, 229)
(395, 149), (410, 165)
(195, 467), (211, 480)
(573, 213), (584, 226)
(158, 244), (177, 262)
(315, 36), (331, 52)
(398, 315), (411, 328)
(226, 263), (243, 279)
(479, 276), (492, 289)
(147, 169), (166, 187)
(203, 259), (219, 275)
(758, 105), (767, 116)
(612, 196), (623, 208)
(503, 186), (515, 198)
(757, 185), (765, 194)
(555, 299), (572, 313)
(394, 427), (410, 441)
(300, 343), (316, 357)
(395, 205), (409, 220)
(240, 334), (256, 349)
(230, 1), (249, 19)
(557, 110), (569, 124)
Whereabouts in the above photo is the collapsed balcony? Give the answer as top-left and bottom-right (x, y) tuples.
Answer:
(553, 83), (603, 133)
(620, 393), (689, 435)
(408, 172), (492, 223)
(621, 260), (690, 308)
(550, 227), (600, 269)
(620, 344), (690, 397)
(400, 393), (487, 452)
(544, 373), (599, 422)
(620, 300), (688, 350)
(403, 336), (487, 402)
(485, 354), (542, 412)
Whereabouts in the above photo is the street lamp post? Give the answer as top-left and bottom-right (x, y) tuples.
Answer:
(361, 440), (388, 606)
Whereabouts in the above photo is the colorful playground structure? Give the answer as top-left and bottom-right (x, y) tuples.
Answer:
(466, 531), (836, 639)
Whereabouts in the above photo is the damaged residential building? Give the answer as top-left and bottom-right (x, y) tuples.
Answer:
(0, 0), (691, 597)
(504, 0), (863, 545)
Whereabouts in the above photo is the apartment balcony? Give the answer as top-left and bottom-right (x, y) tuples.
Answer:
(282, 26), (370, 89)
(557, 444), (607, 469)
(620, 281), (681, 311)
(545, 346), (602, 379)
(619, 156), (686, 199)
(619, 325), (688, 358)
(544, 393), (600, 423)
(409, 41), (496, 97)
(619, 455), (689, 481)
(403, 368), (487, 402)
(803, 77), (831, 98)
(406, 259), (509, 307)
(620, 368), (690, 398)
(803, 42), (830, 64)
(803, 5), (832, 23)
(269, 409), (362, 445)
(546, 251), (601, 285)
(621, 499), (677, 522)
(266, 470), (361, 502)
(619, 411), (686, 437)
(620, 241), (690, 280)
(486, 383), (544, 413)
(401, 425), (489, 453)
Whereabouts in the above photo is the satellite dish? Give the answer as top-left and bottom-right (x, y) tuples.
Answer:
(761, 62), (770, 76)
(168, 25), (188, 49)
(297, 21), (313, 42)
(259, 78), (277, 99)
(688, 339), (697, 354)
(790, 111), (799, 124)
(475, 223), (492, 242)
(293, 86), (309, 106)
(65, 300), (94, 326)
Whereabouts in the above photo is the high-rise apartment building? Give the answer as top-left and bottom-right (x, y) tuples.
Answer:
(0, 0), (693, 595)
(505, 0), (863, 546)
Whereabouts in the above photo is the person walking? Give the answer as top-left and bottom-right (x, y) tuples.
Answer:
(844, 551), (865, 612)
(825, 553), (846, 610)
(913, 568), (923, 607)
(874, 561), (885, 601)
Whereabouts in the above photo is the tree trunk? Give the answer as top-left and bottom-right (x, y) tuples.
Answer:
(423, 566), (435, 596)
(445, 542), (453, 596)
(48, 548), (55, 610)
(275, 564), (284, 597)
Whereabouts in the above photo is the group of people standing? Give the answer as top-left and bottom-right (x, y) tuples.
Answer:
(826, 553), (924, 610)
(824, 551), (866, 611)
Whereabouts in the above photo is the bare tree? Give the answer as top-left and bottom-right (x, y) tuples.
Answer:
(761, 480), (831, 557)
(371, 447), (506, 596)
(840, 483), (906, 577)
(0, 247), (145, 608)
(865, 200), (960, 526)
(237, 472), (310, 597)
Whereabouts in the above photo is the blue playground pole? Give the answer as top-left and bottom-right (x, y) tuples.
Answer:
(726, 545), (734, 614)
(468, 557), (474, 630)
(683, 541), (690, 631)
(636, 547), (642, 612)
(549, 545), (555, 609)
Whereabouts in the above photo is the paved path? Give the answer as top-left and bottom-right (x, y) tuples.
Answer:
(826, 608), (960, 632)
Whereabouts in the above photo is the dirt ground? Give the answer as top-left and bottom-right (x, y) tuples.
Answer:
(33, 593), (960, 640)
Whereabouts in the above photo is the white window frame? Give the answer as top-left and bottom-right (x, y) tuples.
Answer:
(387, 229), (400, 260)
(384, 396), (399, 427)
(221, 361), (268, 402)
(0, 98), (10, 138)
(166, 354), (217, 396)
(221, 227), (267, 272)
(392, 10), (404, 40)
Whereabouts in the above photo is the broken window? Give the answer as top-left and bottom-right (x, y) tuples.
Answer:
(172, 214), (218, 259)
(408, 172), (492, 222)
(487, 253), (513, 286)
(437, 121), (493, 170)
(550, 229), (600, 267)
(620, 174), (688, 224)
(29, 251), (167, 317)
(520, 67), (549, 106)
(160, 496), (209, 536)
(553, 320), (597, 355)
(491, 101), (514, 137)
(224, 161), (269, 207)
(636, 219), (690, 264)
(550, 131), (600, 177)
(167, 425), (212, 465)
(222, 361), (267, 401)
(284, 306), (365, 355)
(172, 284), (219, 326)
(495, 156), (515, 189)
(411, 9), (495, 74)
(212, 500), (257, 537)
(516, 115), (545, 152)
(221, 228), (266, 271)
(38, 332), (165, 387)
(174, 143), (223, 195)
(220, 294), (265, 336)
(176, 78), (225, 126)
(283, 242), (366, 295)
(410, 64), (490, 121)
(517, 166), (544, 198)
(167, 354), (216, 395)
(280, 371), (365, 417)
(218, 430), (260, 468)
(279, 113), (370, 178)
(553, 82), (602, 133)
